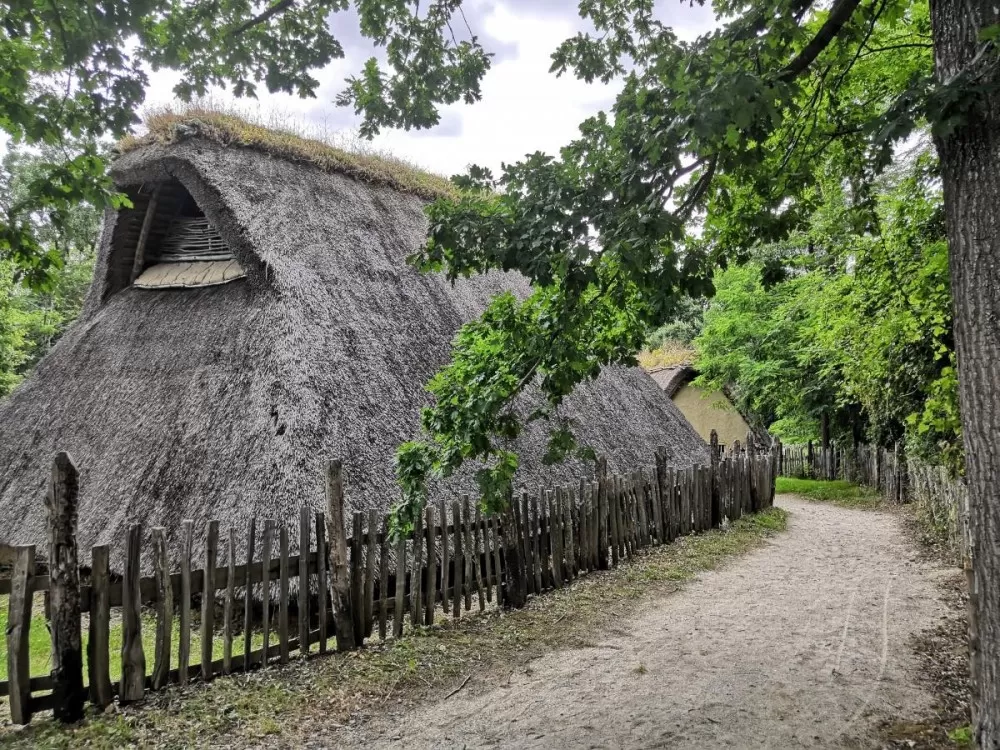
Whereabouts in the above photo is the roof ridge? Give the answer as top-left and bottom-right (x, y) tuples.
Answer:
(117, 109), (459, 201)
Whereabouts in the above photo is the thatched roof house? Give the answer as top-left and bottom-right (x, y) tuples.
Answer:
(648, 364), (759, 449)
(0, 115), (708, 567)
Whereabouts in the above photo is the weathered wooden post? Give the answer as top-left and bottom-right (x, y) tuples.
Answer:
(7, 545), (35, 725)
(597, 456), (610, 569)
(88, 545), (113, 706)
(325, 460), (356, 651)
(503, 491), (527, 609)
(45, 452), (85, 722)
(807, 440), (814, 478)
(709, 431), (721, 528)
(654, 447), (668, 542)
(120, 523), (145, 703)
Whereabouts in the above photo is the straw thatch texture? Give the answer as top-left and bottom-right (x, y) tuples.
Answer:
(0, 136), (708, 570)
(648, 364), (696, 398)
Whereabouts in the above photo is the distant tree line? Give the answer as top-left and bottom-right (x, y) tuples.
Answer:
(0, 144), (99, 396)
(691, 147), (960, 471)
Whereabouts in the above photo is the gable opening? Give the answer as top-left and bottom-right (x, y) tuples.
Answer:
(107, 179), (245, 296)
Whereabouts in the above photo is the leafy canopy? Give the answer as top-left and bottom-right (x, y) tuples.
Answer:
(696, 149), (959, 470)
(0, 143), (100, 395)
(390, 0), (946, 533)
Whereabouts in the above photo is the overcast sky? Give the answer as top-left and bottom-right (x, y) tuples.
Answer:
(143, 0), (718, 179)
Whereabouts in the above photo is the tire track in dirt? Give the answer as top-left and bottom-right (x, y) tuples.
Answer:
(333, 497), (953, 749)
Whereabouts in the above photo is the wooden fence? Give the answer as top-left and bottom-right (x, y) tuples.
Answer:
(2, 447), (778, 725)
(780, 441), (969, 561)
(780, 442), (906, 502)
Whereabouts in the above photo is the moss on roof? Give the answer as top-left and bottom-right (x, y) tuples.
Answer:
(118, 106), (459, 201)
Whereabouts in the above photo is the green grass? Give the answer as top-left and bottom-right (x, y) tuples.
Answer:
(0, 597), (267, 684)
(775, 477), (882, 509)
(0, 509), (787, 749)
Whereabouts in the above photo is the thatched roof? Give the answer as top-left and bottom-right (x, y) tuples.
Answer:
(647, 364), (696, 398)
(0, 130), (708, 570)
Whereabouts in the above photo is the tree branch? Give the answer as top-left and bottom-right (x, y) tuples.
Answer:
(229, 0), (294, 37)
(675, 156), (718, 221)
(778, 0), (864, 82)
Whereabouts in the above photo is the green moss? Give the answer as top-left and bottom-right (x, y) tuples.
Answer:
(775, 477), (881, 509)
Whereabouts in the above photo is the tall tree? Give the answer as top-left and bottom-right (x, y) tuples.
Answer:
(930, 0), (1000, 739)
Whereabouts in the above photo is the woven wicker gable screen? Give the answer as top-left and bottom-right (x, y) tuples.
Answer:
(133, 185), (246, 290)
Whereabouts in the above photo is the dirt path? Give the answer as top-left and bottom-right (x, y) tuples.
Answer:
(335, 496), (954, 749)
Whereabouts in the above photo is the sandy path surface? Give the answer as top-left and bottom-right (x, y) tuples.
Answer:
(337, 496), (952, 749)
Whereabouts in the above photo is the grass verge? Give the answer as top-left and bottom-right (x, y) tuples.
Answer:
(775, 477), (882, 509)
(0, 508), (787, 749)
(0, 600), (268, 684)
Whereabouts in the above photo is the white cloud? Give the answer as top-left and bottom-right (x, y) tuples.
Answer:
(139, 1), (720, 179)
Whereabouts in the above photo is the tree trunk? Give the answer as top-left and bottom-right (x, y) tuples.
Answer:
(931, 0), (1000, 742)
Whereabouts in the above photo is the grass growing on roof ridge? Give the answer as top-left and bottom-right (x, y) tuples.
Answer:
(118, 104), (459, 201)
(638, 343), (694, 371)
(775, 477), (882, 509)
(2, 508), (787, 748)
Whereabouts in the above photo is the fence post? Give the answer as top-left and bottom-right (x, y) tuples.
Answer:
(89, 545), (113, 706)
(45, 452), (85, 722)
(7, 545), (35, 725)
(325, 460), (357, 651)
(653, 449), (666, 543)
(597, 456), (610, 569)
(120, 523), (145, 703)
(201, 520), (219, 681)
(710, 431), (721, 527)
(503, 493), (527, 609)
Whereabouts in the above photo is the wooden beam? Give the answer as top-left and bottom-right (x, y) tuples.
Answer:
(129, 185), (162, 283)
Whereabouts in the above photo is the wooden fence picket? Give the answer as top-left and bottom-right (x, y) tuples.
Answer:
(315, 512), (328, 654)
(462, 495), (475, 611)
(89, 545), (112, 706)
(151, 529), (171, 691)
(261, 520), (275, 663)
(440, 497), (451, 614)
(298, 509), (310, 658)
(350, 512), (363, 643)
(278, 523), (291, 664)
(179, 520), (193, 683)
(379, 517), (389, 639)
(412, 508), (424, 627)
(366, 509), (378, 638)
(473, 503), (486, 611)
(120, 524), (145, 703)
(451, 500), (463, 618)
(490, 515), (504, 607)
(202, 520), (220, 680)
(394, 532), (406, 637)
(425, 505), (437, 623)
(226, 526), (237, 670)
(7, 546), (34, 725)
(244, 518), (257, 660)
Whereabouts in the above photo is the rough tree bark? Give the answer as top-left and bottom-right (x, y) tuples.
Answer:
(930, 0), (1000, 743)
